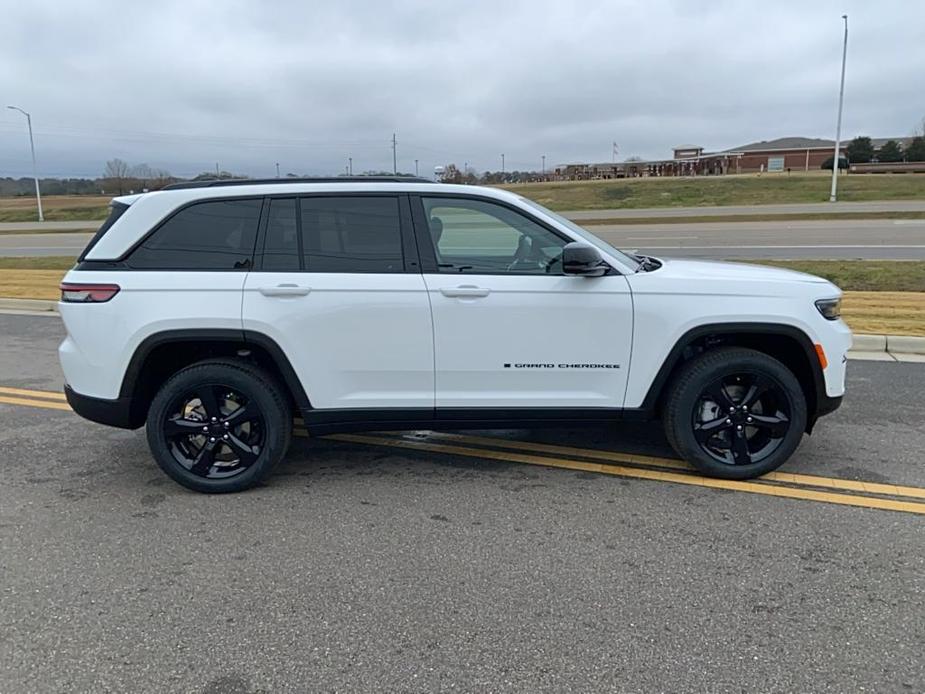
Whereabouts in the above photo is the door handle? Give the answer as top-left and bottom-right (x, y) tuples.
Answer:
(258, 284), (311, 297)
(440, 285), (491, 298)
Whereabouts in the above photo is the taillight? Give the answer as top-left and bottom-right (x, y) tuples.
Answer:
(59, 283), (120, 303)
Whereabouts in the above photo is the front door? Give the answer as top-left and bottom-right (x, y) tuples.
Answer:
(413, 195), (633, 410)
(242, 194), (434, 410)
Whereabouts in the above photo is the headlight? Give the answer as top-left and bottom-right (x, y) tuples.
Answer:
(815, 297), (841, 320)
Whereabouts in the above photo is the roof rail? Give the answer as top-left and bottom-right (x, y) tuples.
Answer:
(161, 176), (433, 191)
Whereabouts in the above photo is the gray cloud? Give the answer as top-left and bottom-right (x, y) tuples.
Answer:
(1, 0), (922, 179)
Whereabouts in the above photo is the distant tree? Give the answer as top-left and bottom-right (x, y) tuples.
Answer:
(846, 136), (874, 163)
(905, 136), (925, 162)
(440, 164), (463, 184)
(820, 156), (848, 170)
(624, 155), (643, 162)
(877, 140), (904, 162)
(103, 158), (131, 194)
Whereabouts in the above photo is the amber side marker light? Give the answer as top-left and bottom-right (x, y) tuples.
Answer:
(59, 283), (120, 303)
(814, 343), (828, 370)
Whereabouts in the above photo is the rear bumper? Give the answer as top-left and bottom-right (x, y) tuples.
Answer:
(64, 384), (139, 429)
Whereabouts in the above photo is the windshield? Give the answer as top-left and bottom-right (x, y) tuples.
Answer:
(518, 197), (641, 271)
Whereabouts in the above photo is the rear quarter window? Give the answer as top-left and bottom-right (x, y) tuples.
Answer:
(127, 198), (261, 270)
(77, 202), (130, 262)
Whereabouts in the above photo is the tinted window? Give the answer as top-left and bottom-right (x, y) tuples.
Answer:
(79, 201), (129, 261)
(300, 196), (403, 273)
(261, 198), (300, 271)
(128, 199), (261, 270)
(422, 197), (568, 274)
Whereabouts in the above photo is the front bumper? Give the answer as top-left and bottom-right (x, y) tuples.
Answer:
(64, 384), (139, 430)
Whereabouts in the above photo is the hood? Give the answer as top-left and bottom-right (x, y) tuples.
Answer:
(649, 257), (833, 285)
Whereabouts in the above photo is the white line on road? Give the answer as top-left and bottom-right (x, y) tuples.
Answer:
(624, 236), (698, 241)
(635, 244), (925, 250)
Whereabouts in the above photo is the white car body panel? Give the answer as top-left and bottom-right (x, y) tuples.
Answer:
(242, 272), (434, 409)
(59, 270), (246, 399)
(424, 273), (633, 408)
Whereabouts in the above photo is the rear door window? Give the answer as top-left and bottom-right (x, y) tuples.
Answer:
(299, 196), (403, 273)
(127, 198), (261, 270)
(261, 198), (300, 271)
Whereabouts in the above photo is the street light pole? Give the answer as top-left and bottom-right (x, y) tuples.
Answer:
(275, 162), (280, 178)
(501, 153), (505, 174)
(829, 14), (848, 203)
(7, 106), (44, 221)
(541, 155), (546, 174)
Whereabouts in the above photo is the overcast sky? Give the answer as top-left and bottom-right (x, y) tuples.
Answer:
(1, 0), (922, 179)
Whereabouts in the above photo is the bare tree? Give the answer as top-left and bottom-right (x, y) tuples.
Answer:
(103, 158), (130, 194)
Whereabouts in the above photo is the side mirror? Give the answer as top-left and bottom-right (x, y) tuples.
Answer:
(562, 242), (608, 277)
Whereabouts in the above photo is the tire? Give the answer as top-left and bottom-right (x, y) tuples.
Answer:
(145, 359), (292, 493)
(663, 347), (807, 480)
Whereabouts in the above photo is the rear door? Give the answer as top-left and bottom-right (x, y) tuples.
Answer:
(242, 194), (434, 410)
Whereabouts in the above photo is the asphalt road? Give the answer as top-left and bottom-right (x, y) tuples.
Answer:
(2, 218), (924, 260)
(563, 199), (925, 220)
(1, 312), (923, 693)
(593, 218), (925, 260)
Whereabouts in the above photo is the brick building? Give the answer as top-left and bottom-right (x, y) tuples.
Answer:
(554, 136), (914, 180)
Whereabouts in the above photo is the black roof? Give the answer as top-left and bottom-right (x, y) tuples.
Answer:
(162, 176), (432, 191)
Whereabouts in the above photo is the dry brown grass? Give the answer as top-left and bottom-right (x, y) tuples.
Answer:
(841, 291), (925, 336)
(0, 195), (110, 222)
(0, 270), (64, 300)
(1, 269), (922, 336)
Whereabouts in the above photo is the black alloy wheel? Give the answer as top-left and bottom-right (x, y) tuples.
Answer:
(663, 347), (807, 480)
(692, 372), (792, 467)
(146, 359), (292, 493)
(164, 384), (266, 480)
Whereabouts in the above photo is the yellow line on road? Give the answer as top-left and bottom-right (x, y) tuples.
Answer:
(0, 394), (72, 411)
(4, 386), (925, 508)
(327, 433), (925, 516)
(0, 385), (67, 401)
(417, 432), (925, 501)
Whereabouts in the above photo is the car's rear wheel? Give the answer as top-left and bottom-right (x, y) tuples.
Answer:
(146, 359), (292, 493)
(663, 347), (807, 480)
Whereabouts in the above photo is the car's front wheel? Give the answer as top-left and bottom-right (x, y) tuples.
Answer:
(663, 347), (807, 480)
(146, 359), (292, 493)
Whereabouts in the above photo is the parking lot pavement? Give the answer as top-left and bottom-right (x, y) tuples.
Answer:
(1, 313), (924, 693)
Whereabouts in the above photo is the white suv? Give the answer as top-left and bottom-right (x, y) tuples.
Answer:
(58, 178), (851, 493)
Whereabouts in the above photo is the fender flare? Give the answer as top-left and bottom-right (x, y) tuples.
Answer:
(119, 328), (312, 412)
(638, 322), (828, 421)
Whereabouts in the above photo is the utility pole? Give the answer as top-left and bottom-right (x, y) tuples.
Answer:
(215, 162), (220, 176)
(414, 159), (419, 177)
(501, 153), (505, 174)
(275, 162), (280, 178)
(612, 142), (619, 163)
(830, 14), (849, 203)
(391, 133), (397, 175)
(6, 106), (44, 221)
(541, 155), (546, 174)
(348, 157), (353, 175)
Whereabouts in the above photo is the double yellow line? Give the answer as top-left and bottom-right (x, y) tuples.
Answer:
(4, 385), (925, 515)
(0, 385), (70, 411)
(315, 431), (925, 516)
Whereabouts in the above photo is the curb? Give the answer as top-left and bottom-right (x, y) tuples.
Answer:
(0, 297), (57, 312)
(0, 297), (924, 356)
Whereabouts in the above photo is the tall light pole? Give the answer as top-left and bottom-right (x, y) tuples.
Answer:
(391, 133), (397, 175)
(275, 162), (280, 178)
(414, 159), (419, 177)
(348, 157), (353, 175)
(541, 155), (546, 174)
(7, 106), (44, 221)
(829, 14), (849, 203)
(501, 153), (505, 174)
